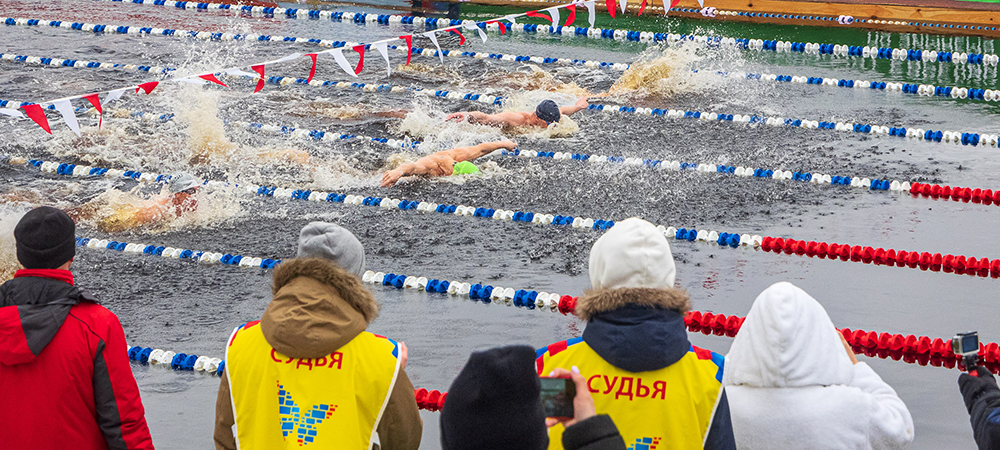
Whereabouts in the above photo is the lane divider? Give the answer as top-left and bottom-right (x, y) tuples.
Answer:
(5, 50), (999, 105)
(90, 0), (1000, 70)
(12, 155), (1000, 282)
(0, 16), (632, 71)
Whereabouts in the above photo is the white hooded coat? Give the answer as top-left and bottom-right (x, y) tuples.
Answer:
(723, 282), (914, 450)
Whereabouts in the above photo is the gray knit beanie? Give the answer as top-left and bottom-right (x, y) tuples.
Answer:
(296, 222), (366, 277)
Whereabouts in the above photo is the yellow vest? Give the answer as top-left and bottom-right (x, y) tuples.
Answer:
(536, 337), (725, 450)
(225, 321), (401, 449)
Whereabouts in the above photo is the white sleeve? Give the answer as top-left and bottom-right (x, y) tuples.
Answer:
(851, 362), (915, 449)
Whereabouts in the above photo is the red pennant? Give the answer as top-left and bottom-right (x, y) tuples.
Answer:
(136, 82), (158, 95)
(352, 45), (366, 75)
(487, 20), (506, 35)
(449, 29), (466, 45)
(525, 10), (554, 23)
(400, 35), (413, 65)
(639, 0), (648, 15)
(564, 6), (576, 26)
(606, 0), (616, 18)
(21, 104), (51, 134)
(82, 93), (103, 129)
(198, 73), (229, 88)
(251, 64), (265, 93)
(306, 53), (318, 83)
(670, 0), (681, 9)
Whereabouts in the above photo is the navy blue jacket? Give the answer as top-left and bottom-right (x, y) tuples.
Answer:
(960, 367), (1000, 450)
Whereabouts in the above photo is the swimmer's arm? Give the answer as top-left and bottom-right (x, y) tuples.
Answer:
(380, 158), (437, 187)
(560, 97), (589, 117)
(447, 140), (519, 162)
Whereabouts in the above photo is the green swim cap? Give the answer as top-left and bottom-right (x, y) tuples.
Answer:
(452, 161), (480, 175)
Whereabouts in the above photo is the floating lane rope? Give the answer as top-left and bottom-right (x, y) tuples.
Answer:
(4, 50), (999, 105)
(17, 155), (998, 281)
(90, 0), (1000, 65)
(0, 16), (632, 71)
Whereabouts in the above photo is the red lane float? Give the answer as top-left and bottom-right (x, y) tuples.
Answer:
(758, 236), (1000, 279)
(414, 388), (447, 412)
(910, 182), (999, 205)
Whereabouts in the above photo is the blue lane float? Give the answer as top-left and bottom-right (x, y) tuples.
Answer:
(88, 0), (1000, 68)
(127, 344), (224, 375)
(75, 235), (282, 269)
(0, 15), (632, 71)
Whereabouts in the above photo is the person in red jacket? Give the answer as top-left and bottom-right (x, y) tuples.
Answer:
(0, 206), (154, 450)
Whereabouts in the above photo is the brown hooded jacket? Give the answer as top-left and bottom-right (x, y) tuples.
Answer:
(214, 258), (422, 450)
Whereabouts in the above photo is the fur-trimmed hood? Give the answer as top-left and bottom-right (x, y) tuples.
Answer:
(579, 287), (693, 373)
(576, 287), (691, 322)
(261, 258), (380, 359)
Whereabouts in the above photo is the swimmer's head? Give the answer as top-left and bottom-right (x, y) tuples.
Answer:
(535, 100), (561, 124)
(170, 173), (201, 194)
(452, 161), (480, 175)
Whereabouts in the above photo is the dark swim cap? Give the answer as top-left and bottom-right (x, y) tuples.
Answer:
(535, 100), (561, 124)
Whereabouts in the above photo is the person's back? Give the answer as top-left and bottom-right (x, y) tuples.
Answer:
(535, 218), (735, 450)
(0, 206), (153, 450)
(723, 282), (914, 450)
(215, 222), (421, 450)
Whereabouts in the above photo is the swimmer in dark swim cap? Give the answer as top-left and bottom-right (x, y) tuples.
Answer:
(446, 97), (589, 130)
(380, 140), (517, 187)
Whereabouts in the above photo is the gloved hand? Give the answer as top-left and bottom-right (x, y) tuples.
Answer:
(959, 366), (999, 414)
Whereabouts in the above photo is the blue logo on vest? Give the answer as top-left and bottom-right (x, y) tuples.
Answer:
(627, 437), (662, 450)
(278, 383), (337, 445)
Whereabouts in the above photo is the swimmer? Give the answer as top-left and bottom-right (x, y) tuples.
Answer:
(446, 98), (589, 130)
(70, 173), (203, 233)
(380, 140), (517, 187)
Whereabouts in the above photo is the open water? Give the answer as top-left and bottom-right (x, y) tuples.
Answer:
(1, 0), (999, 448)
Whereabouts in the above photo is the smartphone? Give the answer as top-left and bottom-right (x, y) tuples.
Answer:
(539, 376), (576, 419)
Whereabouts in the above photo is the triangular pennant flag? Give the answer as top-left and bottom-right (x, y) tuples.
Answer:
(448, 29), (466, 45)
(51, 99), (81, 137)
(463, 22), (488, 43)
(696, 0), (704, 7)
(373, 41), (391, 76)
(621, 0), (627, 14)
(352, 45), (366, 75)
(82, 93), (102, 129)
(671, 0), (681, 10)
(505, 14), (518, 24)
(526, 10), (554, 23)
(545, 7), (560, 24)
(199, 73), (229, 88)
(564, 5), (577, 27)
(105, 88), (127, 105)
(136, 82), (158, 95)
(251, 65), (266, 93)
(487, 20), (507, 35)
(585, 1), (596, 27)
(21, 104), (51, 134)
(639, 0), (648, 14)
(400, 35), (413, 65)
(329, 48), (359, 78)
(606, 0), (616, 18)
(422, 31), (444, 64)
(0, 108), (25, 118)
(306, 53), (318, 83)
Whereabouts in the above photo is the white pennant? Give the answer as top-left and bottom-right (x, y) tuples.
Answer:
(697, 0), (705, 7)
(373, 42), (391, 76)
(51, 99), (81, 137)
(544, 7), (561, 25)
(224, 68), (259, 78)
(463, 22), (488, 43)
(505, 14), (518, 24)
(328, 48), (358, 78)
(620, 0), (627, 14)
(422, 31), (445, 64)
(0, 108), (24, 118)
(585, 1), (596, 27)
(104, 88), (128, 106)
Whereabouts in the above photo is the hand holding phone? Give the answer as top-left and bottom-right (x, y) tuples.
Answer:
(543, 367), (596, 428)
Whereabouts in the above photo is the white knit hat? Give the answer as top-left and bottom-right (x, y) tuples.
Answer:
(588, 217), (676, 291)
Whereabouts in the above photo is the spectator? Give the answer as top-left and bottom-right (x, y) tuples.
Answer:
(215, 222), (421, 450)
(535, 217), (736, 450)
(959, 365), (1000, 449)
(0, 206), (154, 450)
(724, 281), (914, 449)
(441, 345), (627, 450)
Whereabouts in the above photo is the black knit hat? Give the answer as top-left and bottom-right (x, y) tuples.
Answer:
(440, 345), (548, 450)
(14, 206), (76, 269)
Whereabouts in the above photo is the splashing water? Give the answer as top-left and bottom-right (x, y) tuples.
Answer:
(491, 65), (591, 98)
(69, 184), (244, 234)
(0, 206), (27, 283)
(608, 46), (708, 100)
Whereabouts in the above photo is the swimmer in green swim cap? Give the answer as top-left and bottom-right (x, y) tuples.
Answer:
(381, 140), (516, 187)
